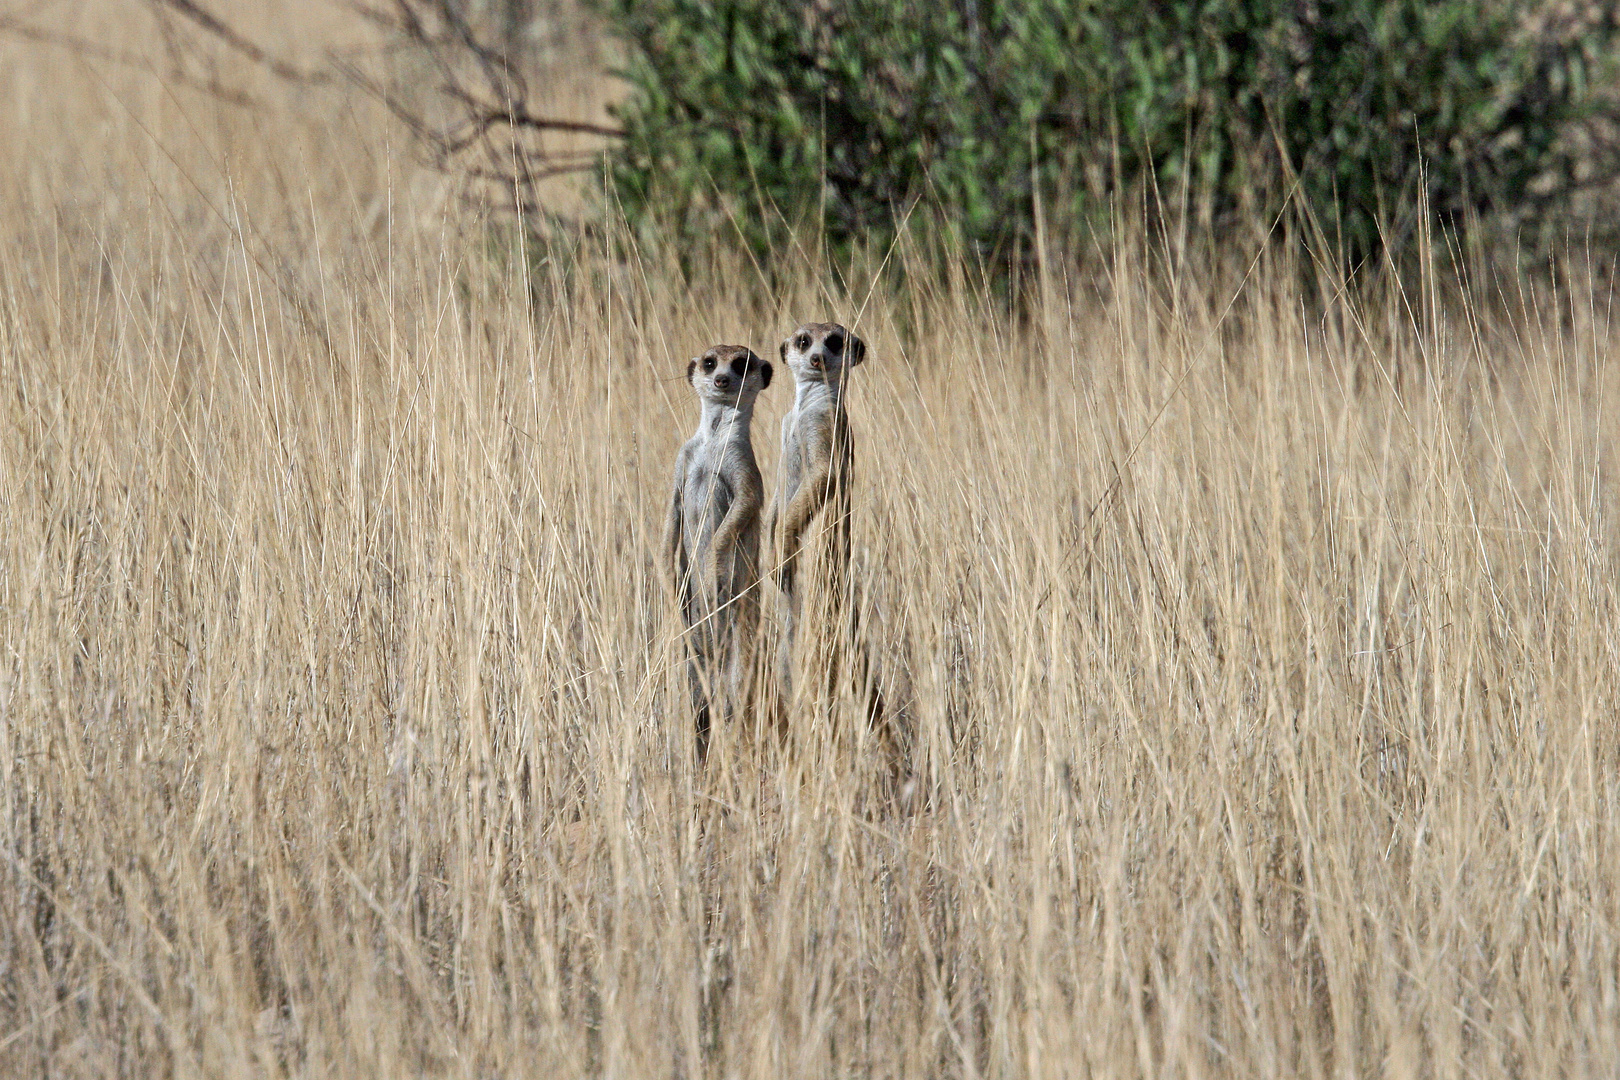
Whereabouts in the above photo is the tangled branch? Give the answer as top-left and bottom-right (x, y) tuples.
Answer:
(0, 0), (624, 213)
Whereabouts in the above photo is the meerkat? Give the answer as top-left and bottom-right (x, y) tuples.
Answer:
(769, 323), (914, 802)
(665, 344), (773, 760)
(766, 322), (866, 704)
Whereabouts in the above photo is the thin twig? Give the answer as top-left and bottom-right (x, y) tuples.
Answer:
(146, 0), (335, 84)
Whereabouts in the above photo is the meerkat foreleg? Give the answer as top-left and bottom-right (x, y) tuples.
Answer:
(773, 453), (831, 708)
(775, 567), (801, 705)
(706, 477), (761, 596)
(762, 500), (778, 578)
(665, 444), (695, 599)
(664, 486), (688, 602)
(777, 454), (834, 593)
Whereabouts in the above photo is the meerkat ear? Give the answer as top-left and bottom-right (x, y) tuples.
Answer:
(686, 358), (697, 381)
(779, 339), (788, 364)
(847, 332), (867, 365)
(760, 360), (774, 388)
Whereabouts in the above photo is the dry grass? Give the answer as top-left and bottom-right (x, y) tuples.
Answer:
(4, 5), (1620, 1078)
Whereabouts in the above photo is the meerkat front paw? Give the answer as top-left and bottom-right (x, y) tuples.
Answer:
(776, 543), (799, 593)
(707, 554), (736, 603)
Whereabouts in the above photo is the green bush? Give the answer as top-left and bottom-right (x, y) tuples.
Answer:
(594, 0), (1620, 264)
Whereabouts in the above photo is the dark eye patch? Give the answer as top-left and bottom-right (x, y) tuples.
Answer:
(826, 333), (843, 353)
(702, 356), (716, 370)
(796, 334), (810, 350)
(730, 357), (749, 378)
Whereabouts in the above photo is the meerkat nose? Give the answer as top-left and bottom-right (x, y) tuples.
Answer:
(713, 373), (733, 389)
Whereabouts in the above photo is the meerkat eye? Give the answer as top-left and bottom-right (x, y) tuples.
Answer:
(826, 333), (843, 353)
(796, 334), (810, 351)
(702, 357), (716, 371)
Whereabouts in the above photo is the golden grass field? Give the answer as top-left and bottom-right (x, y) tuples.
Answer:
(3, 4), (1620, 1077)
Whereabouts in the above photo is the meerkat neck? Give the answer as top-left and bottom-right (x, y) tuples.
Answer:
(792, 378), (844, 416)
(697, 398), (755, 443)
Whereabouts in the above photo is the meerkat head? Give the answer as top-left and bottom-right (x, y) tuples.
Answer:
(686, 345), (772, 406)
(779, 322), (866, 386)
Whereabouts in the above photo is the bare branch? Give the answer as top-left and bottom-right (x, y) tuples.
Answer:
(17, 0), (624, 220)
(491, 111), (623, 140)
(0, 15), (262, 107)
(145, 0), (334, 85)
(0, 16), (155, 71)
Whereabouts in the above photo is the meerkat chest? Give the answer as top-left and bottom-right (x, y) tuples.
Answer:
(680, 438), (736, 541)
(779, 406), (845, 500)
(778, 418), (805, 497)
(779, 410), (820, 488)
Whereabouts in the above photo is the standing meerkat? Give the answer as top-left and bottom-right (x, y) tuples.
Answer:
(767, 322), (866, 703)
(665, 345), (773, 760)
